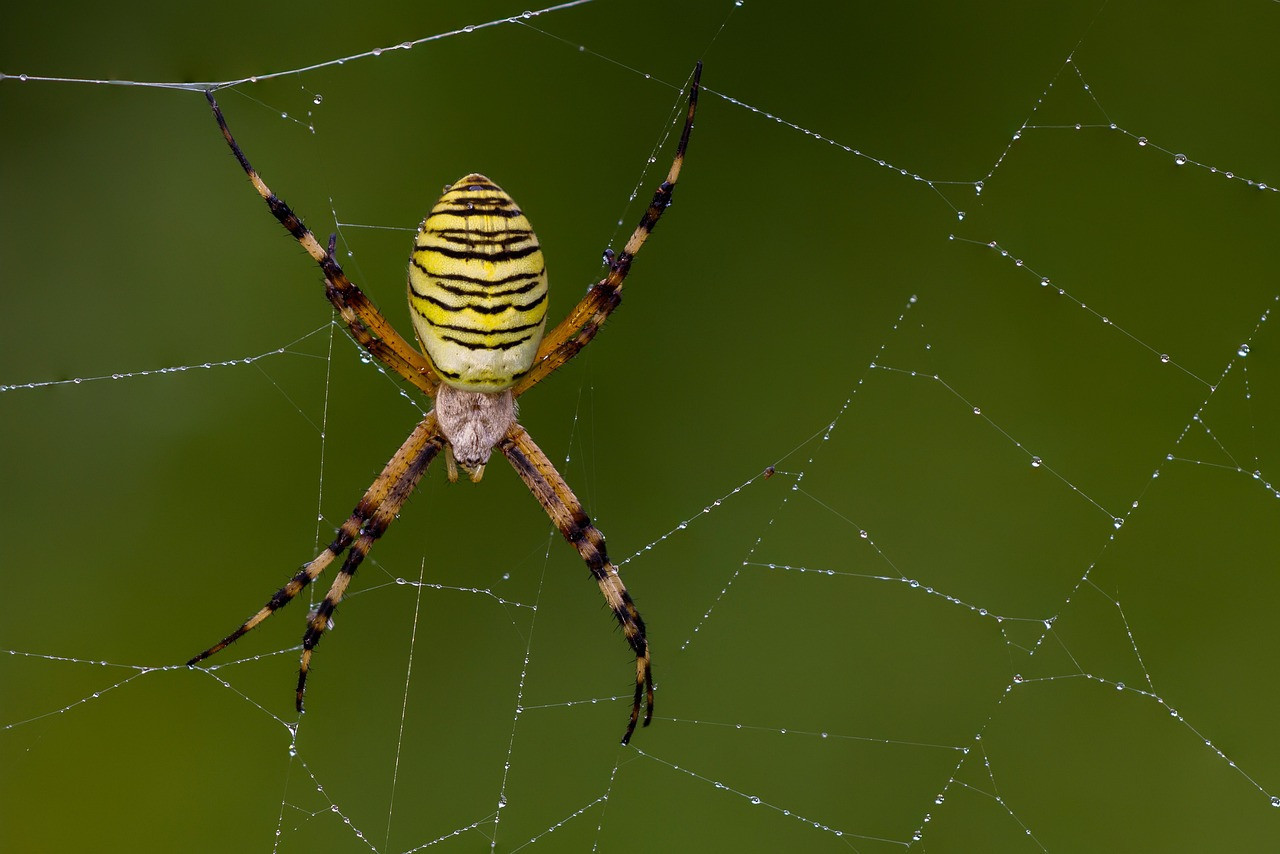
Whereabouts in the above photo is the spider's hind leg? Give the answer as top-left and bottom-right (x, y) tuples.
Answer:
(511, 61), (701, 397)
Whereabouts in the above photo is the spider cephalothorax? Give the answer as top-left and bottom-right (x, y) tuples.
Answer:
(433, 384), (515, 480)
(188, 64), (700, 744)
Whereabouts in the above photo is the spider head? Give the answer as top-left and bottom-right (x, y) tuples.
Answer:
(434, 384), (515, 483)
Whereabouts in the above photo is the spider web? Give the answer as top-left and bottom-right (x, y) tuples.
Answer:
(3, 0), (1279, 850)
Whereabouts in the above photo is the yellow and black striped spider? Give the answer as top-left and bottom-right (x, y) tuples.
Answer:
(187, 64), (700, 744)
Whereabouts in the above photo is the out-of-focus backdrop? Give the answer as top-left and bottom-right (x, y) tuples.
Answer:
(3, 1), (1278, 851)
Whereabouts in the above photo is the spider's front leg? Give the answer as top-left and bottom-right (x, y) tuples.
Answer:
(499, 423), (653, 744)
(187, 414), (445, 711)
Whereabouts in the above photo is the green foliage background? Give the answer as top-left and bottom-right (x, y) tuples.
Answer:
(3, 1), (1278, 851)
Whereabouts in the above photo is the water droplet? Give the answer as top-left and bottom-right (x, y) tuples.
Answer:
(313, 94), (323, 105)
(1137, 136), (1148, 146)
(973, 406), (982, 415)
(750, 796), (761, 805)
(1238, 343), (1251, 357)
(1013, 673), (1024, 683)
(1113, 517), (1124, 529)
(1160, 353), (1170, 363)
(1174, 153), (1187, 165)
(1030, 456), (1042, 468)
(1116, 682), (1125, 690)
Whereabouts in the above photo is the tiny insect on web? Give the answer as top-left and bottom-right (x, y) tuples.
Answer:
(187, 62), (702, 745)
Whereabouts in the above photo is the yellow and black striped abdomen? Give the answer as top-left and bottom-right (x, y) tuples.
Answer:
(408, 174), (548, 392)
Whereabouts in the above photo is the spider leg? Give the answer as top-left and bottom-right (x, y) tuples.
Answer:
(499, 423), (653, 744)
(295, 423), (443, 710)
(187, 415), (444, 689)
(206, 90), (442, 398)
(513, 62), (700, 397)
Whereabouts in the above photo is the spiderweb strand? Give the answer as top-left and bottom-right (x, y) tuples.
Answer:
(4, 0), (1280, 850)
(0, 1), (596, 91)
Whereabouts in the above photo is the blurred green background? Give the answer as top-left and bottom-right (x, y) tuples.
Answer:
(3, 1), (1279, 851)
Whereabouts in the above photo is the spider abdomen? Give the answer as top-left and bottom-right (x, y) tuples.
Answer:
(408, 174), (548, 392)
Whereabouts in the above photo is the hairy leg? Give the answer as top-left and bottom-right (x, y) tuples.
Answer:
(500, 422), (653, 744)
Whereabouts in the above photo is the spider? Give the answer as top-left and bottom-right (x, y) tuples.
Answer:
(187, 64), (700, 745)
